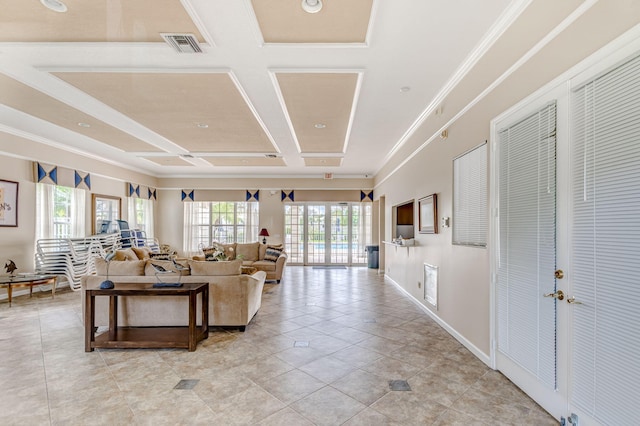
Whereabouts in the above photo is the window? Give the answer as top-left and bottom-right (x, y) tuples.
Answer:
(36, 183), (86, 240)
(128, 197), (154, 238)
(453, 142), (488, 246)
(183, 201), (259, 255)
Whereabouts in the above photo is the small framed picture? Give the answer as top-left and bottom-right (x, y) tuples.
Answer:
(418, 193), (437, 234)
(0, 179), (18, 227)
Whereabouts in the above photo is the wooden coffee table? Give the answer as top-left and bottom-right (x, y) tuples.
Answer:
(85, 282), (209, 352)
(0, 274), (57, 307)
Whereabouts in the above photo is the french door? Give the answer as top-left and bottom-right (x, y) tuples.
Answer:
(493, 49), (640, 425)
(284, 203), (370, 265)
(493, 98), (568, 419)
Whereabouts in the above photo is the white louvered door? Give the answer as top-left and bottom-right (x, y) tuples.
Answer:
(494, 100), (568, 418)
(568, 52), (640, 426)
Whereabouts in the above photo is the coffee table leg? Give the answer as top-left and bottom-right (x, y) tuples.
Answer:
(85, 292), (95, 352)
(109, 296), (118, 341)
(202, 287), (209, 340)
(189, 291), (196, 351)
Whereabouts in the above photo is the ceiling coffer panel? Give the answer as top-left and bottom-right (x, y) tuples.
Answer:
(205, 157), (286, 167)
(142, 156), (193, 166)
(0, 0), (204, 43)
(276, 73), (357, 154)
(252, 0), (373, 43)
(53, 72), (276, 153)
(304, 157), (342, 167)
(0, 74), (161, 152)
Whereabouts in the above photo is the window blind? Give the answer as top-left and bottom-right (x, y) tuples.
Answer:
(452, 142), (488, 246)
(496, 101), (557, 390)
(570, 53), (640, 426)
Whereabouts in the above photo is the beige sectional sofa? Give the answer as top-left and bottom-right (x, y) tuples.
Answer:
(81, 258), (266, 331)
(194, 242), (287, 283)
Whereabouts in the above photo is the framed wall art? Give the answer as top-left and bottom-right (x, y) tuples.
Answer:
(0, 179), (18, 227)
(418, 193), (437, 234)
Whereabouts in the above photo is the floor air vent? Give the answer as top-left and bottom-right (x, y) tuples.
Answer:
(161, 33), (203, 53)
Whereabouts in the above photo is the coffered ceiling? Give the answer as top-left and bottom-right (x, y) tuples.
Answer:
(0, 0), (515, 178)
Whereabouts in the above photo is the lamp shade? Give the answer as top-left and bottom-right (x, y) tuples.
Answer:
(259, 228), (269, 244)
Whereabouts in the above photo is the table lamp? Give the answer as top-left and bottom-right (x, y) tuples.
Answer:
(259, 228), (269, 244)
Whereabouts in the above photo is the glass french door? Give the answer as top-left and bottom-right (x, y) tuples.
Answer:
(284, 203), (370, 265)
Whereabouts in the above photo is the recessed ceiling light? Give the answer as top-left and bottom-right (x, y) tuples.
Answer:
(400, 86), (411, 93)
(314, 123), (326, 129)
(40, 0), (67, 13)
(77, 122), (90, 128)
(196, 123), (209, 129)
(301, 0), (323, 13)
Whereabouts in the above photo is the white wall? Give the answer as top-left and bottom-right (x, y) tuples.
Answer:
(374, 1), (640, 358)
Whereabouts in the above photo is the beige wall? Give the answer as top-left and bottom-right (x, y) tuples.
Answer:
(0, 154), (38, 271)
(375, 1), (640, 357)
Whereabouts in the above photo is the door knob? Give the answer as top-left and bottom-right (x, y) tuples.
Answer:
(543, 290), (564, 300)
(567, 297), (583, 305)
(555, 269), (564, 279)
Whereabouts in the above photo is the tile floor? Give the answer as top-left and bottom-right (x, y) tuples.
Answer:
(0, 267), (557, 425)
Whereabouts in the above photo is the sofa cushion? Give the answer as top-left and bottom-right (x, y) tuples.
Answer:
(236, 242), (259, 261)
(252, 260), (277, 271)
(264, 246), (284, 262)
(132, 246), (152, 260)
(189, 259), (242, 276)
(95, 258), (145, 276)
(113, 248), (138, 261)
(144, 260), (190, 276)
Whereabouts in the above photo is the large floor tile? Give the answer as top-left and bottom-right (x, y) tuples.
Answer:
(0, 267), (557, 425)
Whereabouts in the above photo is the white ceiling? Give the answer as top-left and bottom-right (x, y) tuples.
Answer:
(0, 0), (516, 179)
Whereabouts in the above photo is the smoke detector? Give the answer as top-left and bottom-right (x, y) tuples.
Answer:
(161, 34), (203, 53)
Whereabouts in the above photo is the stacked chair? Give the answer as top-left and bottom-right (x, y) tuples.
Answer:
(35, 233), (120, 291)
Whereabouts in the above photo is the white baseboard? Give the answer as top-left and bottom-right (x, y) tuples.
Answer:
(385, 274), (492, 368)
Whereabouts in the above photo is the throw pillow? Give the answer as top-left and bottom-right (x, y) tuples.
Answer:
(150, 252), (172, 261)
(202, 243), (229, 261)
(132, 246), (152, 260)
(113, 248), (138, 261)
(264, 246), (283, 262)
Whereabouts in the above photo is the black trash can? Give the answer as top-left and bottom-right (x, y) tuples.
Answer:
(365, 245), (379, 269)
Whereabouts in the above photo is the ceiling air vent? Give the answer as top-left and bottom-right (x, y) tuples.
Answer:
(161, 33), (202, 53)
